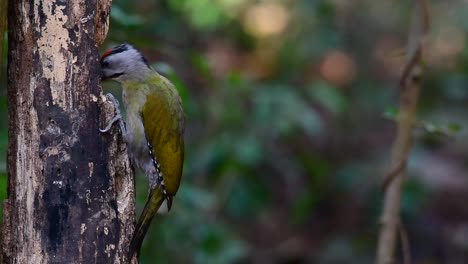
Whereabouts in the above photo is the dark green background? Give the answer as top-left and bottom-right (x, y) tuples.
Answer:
(2, 0), (468, 263)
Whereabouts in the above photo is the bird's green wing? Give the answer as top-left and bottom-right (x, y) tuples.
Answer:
(141, 76), (185, 195)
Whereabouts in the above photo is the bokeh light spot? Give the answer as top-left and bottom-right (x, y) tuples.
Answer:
(319, 50), (356, 86)
(243, 2), (290, 38)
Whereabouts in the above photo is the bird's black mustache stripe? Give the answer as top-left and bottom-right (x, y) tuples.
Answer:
(109, 72), (124, 78)
(102, 72), (124, 80)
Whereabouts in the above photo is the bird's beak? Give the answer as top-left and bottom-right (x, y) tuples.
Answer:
(100, 65), (110, 81)
(100, 71), (107, 81)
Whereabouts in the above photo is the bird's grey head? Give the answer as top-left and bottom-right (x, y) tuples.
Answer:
(100, 43), (152, 83)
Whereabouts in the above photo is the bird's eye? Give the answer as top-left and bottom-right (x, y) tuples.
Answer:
(101, 61), (110, 68)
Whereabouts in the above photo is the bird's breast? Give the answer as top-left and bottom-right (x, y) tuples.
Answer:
(122, 89), (155, 176)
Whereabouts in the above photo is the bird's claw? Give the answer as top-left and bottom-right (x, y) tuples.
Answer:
(99, 113), (122, 132)
(100, 93), (126, 134)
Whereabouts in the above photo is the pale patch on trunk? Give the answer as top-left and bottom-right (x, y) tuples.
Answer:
(36, 1), (71, 110)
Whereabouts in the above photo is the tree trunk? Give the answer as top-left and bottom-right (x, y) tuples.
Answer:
(2, 0), (136, 263)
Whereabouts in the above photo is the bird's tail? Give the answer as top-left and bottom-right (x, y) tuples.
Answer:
(128, 188), (165, 260)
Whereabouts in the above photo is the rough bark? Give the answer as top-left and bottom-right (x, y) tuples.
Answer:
(3, 0), (136, 263)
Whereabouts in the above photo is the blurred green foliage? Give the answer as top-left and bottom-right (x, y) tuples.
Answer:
(2, 0), (468, 263)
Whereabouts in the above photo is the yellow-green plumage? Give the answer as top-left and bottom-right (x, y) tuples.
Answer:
(100, 44), (185, 260)
(141, 75), (184, 195)
(123, 73), (184, 259)
(122, 74), (184, 193)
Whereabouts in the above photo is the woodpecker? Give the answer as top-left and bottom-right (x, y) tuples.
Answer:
(100, 43), (185, 259)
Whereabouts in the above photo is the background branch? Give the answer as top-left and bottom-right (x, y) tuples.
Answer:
(375, 0), (430, 263)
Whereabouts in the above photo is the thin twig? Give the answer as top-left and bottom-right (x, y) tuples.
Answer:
(375, 0), (430, 263)
(398, 47), (421, 90)
(381, 159), (407, 191)
(399, 222), (412, 264)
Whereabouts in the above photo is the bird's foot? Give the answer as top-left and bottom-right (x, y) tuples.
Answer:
(100, 93), (126, 134)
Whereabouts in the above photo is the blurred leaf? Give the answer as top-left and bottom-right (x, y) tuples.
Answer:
(110, 6), (144, 26)
(226, 71), (244, 89)
(292, 190), (319, 224)
(442, 73), (468, 101)
(448, 122), (461, 133)
(194, 224), (247, 264)
(225, 179), (269, 219)
(308, 81), (347, 114)
(401, 178), (427, 217)
(318, 237), (370, 264)
(423, 122), (437, 133)
(233, 135), (262, 166)
(420, 121), (461, 138)
(383, 106), (399, 119)
(178, 184), (216, 211)
(168, 0), (236, 30)
(253, 85), (323, 137)
(191, 52), (212, 79)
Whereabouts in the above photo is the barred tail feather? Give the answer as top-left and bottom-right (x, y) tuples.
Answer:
(128, 188), (165, 260)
